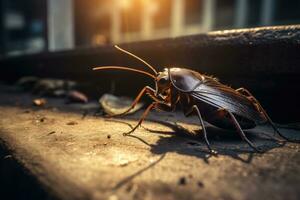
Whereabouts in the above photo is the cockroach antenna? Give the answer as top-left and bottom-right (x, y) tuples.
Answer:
(92, 66), (156, 79)
(114, 45), (158, 75)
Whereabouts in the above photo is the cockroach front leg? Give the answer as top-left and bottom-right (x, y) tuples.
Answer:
(123, 102), (173, 136)
(107, 86), (160, 118)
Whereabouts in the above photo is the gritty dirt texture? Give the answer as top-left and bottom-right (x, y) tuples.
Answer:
(0, 86), (300, 200)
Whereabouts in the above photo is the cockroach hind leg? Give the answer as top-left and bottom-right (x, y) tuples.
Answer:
(236, 88), (292, 144)
(210, 149), (218, 156)
(236, 87), (251, 96)
(252, 145), (264, 153)
(225, 110), (264, 153)
(276, 129), (300, 143)
(243, 136), (264, 153)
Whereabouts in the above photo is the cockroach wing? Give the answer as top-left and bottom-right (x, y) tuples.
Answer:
(169, 68), (204, 92)
(190, 77), (266, 123)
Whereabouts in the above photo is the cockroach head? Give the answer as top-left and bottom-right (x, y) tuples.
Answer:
(156, 68), (169, 82)
(155, 68), (171, 96)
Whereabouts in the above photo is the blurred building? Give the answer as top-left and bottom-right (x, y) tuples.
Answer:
(0, 0), (300, 55)
(0, 0), (47, 55)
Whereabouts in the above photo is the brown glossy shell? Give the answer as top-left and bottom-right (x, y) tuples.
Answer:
(169, 68), (266, 123)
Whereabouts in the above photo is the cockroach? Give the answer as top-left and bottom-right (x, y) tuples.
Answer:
(93, 45), (290, 154)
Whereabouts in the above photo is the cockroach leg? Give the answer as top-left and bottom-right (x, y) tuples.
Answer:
(107, 86), (157, 118)
(256, 107), (294, 141)
(123, 102), (173, 136)
(123, 102), (158, 136)
(261, 110), (296, 141)
(189, 105), (217, 155)
(184, 105), (217, 154)
(236, 88), (263, 113)
(236, 88), (293, 141)
(236, 87), (252, 96)
(225, 109), (263, 153)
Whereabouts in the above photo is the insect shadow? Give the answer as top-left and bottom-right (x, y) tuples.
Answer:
(106, 118), (286, 164)
(113, 153), (166, 190)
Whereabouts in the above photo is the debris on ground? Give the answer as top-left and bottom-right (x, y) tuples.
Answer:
(66, 121), (78, 125)
(16, 76), (39, 90)
(197, 181), (204, 188)
(32, 79), (76, 96)
(66, 90), (88, 103)
(16, 76), (77, 97)
(38, 117), (47, 122)
(99, 93), (144, 115)
(178, 177), (187, 185)
(1, 84), (300, 200)
(34, 116), (47, 123)
(3, 155), (13, 159)
(47, 131), (56, 136)
(33, 98), (47, 106)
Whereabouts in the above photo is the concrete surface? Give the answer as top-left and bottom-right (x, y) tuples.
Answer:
(0, 86), (300, 200)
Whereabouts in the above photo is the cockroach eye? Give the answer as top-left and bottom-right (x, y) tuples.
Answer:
(158, 78), (168, 85)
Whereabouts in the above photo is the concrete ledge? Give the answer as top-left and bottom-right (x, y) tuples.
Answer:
(0, 25), (299, 122)
(0, 86), (300, 200)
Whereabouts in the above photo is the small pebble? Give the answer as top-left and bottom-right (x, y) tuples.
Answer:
(4, 155), (12, 159)
(36, 117), (47, 123)
(66, 121), (78, 125)
(33, 98), (47, 106)
(67, 90), (88, 103)
(47, 131), (56, 136)
(197, 181), (204, 188)
(126, 183), (133, 192)
(178, 177), (187, 185)
(107, 134), (111, 139)
(40, 117), (47, 122)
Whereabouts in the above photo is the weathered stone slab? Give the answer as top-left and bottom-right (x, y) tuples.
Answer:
(0, 87), (300, 200)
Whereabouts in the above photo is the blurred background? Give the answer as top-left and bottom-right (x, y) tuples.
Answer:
(0, 0), (299, 56)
